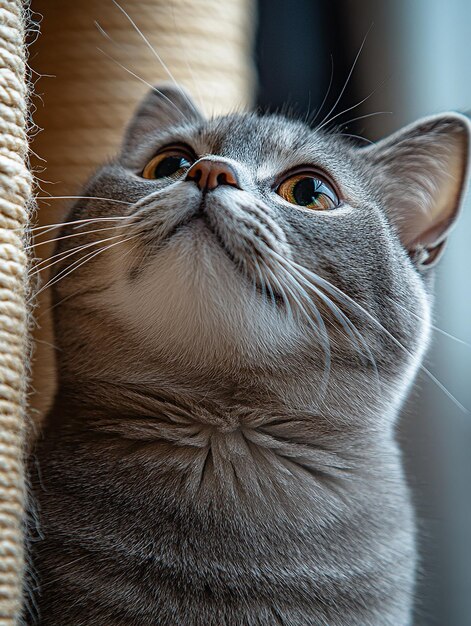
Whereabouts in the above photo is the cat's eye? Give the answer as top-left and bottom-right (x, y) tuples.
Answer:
(142, 146), (195, 180)
(277, 173), (339, 210)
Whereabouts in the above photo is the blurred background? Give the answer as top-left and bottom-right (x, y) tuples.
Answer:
(30, 0), (470, 624)
(257, 2), (471, 624)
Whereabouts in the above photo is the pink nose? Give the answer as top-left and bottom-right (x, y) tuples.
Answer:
(185, 159), (240, 191)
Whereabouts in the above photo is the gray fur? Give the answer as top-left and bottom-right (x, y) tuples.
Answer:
(27, 86), (470, 625)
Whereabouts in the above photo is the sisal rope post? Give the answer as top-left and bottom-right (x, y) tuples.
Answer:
(30, 0), (256, 420)
(0, 0), (32, 622)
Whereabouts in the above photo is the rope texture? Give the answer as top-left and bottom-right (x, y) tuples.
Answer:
(0, 0), (31, 623)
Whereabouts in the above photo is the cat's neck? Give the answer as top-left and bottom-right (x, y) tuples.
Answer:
(51, 376), (385, 472)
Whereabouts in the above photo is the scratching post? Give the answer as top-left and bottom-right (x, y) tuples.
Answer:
(30, 0), (256, 420)
(0, 0), (32, 622)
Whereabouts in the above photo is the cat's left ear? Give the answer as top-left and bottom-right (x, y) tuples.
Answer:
(363, 113), (470, 267)
(121, 84), (203, 154)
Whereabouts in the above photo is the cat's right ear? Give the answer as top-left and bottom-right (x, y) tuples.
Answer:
(362, 113), (470, 268)
(121, 84), (203, 154)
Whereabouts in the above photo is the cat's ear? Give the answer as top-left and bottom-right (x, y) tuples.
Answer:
(363, 113), (470, 267)
(121, 84), (203, 153)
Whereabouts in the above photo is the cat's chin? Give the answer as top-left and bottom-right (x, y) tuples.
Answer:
(100, 224), (299, 364)
(175, 215), (243, 268)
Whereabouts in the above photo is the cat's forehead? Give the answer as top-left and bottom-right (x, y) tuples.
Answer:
(176, 113), (351, 173)
(198, 114), (309, 155)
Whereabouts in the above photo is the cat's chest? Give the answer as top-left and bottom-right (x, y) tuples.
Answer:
(31, 414), (415, 625)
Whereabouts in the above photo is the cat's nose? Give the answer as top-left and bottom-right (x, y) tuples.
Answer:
(185, 159), (240, 192)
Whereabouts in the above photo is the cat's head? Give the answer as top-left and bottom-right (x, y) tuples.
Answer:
(51, 85), (469, 418)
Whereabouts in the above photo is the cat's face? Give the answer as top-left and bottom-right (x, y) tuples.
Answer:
(51, 87), (469, 415)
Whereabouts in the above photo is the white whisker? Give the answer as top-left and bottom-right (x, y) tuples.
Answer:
(253, 259), (268, 304)
(317, 83), (391, 133)
(280, 256), (377, 366)
(169, 3), (205, 112)
(30, 235), (137, 302)
(389, 297), (471, 349)
(338, 110), (392, 129)
(96, 47), (187, 120)
(110, 0), (200, 117)
(31, 234), (125, 277)
(260, 260), (294, 323)
(290, 258), (468, 414)
(36, 196), (131, 205)
(341, 133), (375, 146)
(28, 223), (129, 251)
(316, 26), (371, 130)
(308, 54), (334, 127)
(25, 216), (128, 236)
(274, 261), (332, 401)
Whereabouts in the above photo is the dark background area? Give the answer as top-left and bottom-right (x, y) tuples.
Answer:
(255, 2), (471, 625)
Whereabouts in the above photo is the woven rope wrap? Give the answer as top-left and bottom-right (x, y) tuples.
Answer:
(0, 0), (31, 622)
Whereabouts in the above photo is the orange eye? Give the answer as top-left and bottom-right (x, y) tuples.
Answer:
(277, 173), (339, 210)
(142, 147), (195, 180)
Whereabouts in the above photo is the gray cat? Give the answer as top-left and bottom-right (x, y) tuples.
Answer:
(28, 85), (469, 625)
